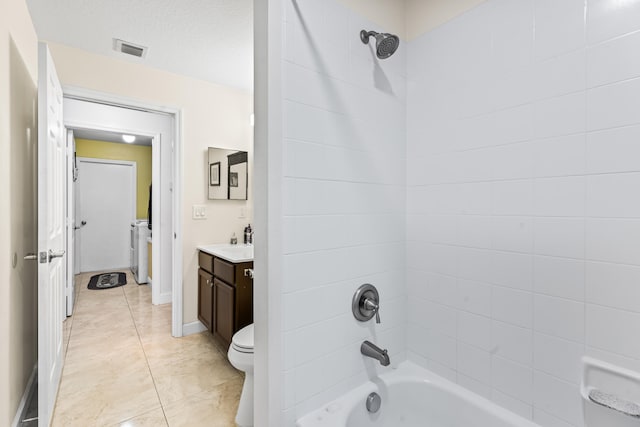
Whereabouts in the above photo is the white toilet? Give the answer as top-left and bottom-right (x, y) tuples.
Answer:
(228, 323), (254, 427)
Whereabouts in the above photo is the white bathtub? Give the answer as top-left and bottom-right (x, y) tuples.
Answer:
(297, 362), (540, 427)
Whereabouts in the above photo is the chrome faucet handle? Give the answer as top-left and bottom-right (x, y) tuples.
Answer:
(352, 284), (381, 323)
(364, 298), (380, 323)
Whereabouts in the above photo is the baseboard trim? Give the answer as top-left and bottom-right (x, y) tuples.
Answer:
(12, 364), (37, 427)
(154, 292), (171, 305)
(182, 321), (207, 336)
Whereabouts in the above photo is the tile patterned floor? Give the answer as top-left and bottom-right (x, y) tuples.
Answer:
(52, 270), (242, 427)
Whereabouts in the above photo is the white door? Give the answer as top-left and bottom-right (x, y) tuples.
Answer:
(37, 43), (66, 427)
(65, 130), (76, 316)
(76, 158), (136, 272)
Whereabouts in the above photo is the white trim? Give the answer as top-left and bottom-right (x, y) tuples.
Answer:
(254, 0), (284, 425)
(12, 365), (37, 427)
(172, 110), (184, 337)
(182, 320), (207, 336)
(62, 86), (184, 338)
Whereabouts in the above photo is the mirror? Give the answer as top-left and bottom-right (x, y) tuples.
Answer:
(208, 147), (248, 200)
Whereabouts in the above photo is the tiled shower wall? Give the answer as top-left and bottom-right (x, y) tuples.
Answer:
(406, 1), (640, 426)
(280, 0), (406, 421)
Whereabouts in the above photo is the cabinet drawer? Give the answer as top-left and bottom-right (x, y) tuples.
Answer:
(213, 257), (235, 284)
(198, 251), (214, 273)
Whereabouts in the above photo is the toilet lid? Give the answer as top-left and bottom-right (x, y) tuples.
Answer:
(232, 324), (254, 351)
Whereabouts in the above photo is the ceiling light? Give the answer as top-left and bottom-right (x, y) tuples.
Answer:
(122, 135), (136, 143)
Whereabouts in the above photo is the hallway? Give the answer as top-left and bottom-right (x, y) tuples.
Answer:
(52, 271), (241, 426)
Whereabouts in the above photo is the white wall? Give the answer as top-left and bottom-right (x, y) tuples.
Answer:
(278, 0), (407, 422)
(45, 42), (253, 325)
(0, 0), (39, 424)
(406, 1), (640, 426)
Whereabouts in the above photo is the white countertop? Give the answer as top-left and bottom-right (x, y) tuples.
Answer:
(197, 244), (254, 263)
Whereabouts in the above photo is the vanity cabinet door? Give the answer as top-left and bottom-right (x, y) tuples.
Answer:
(198, 268), (214, 332)
(213, 278), (235, 347)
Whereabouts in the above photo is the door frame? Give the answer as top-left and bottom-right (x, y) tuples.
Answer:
(62, 86), (184, 337)
(75, 157), (137, 272)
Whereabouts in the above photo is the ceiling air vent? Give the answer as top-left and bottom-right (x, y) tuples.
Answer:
(113, 39), (147, 58)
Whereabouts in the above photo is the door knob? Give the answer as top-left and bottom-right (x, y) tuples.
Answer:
(48, 249), (65, 262)
(24, 253), (38, 261)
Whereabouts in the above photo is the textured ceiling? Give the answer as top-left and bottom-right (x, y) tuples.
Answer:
(26, 0), (253, 90)
(72, 128), (153, 146)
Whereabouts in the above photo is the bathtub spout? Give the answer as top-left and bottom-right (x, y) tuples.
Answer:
(361, 340), (390, 366)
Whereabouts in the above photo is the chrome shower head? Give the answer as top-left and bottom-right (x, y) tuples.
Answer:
(360, 30), (399, 59)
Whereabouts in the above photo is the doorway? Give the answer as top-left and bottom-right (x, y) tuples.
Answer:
(75, 158), (136, 272)
(63, 92), (183, 335)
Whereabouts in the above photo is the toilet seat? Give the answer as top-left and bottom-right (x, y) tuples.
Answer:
(231, 324), (254, 354)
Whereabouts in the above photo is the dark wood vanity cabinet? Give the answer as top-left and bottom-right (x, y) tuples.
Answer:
(197, 250), (253, 349)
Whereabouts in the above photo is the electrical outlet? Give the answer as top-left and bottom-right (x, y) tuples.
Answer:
(192, 205), (207, 219)
(239, 207), (246, 218)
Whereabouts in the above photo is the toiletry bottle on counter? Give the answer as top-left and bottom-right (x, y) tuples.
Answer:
(230, 233), (238, 245)
(247, 224), (253, 244)
(244, 224), (250, 244)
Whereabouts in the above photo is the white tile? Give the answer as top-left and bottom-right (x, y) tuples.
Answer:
(533, 371), (583, 426)
(283, 101), (326, 143)
(457, 373), (492, 399)
(491, 216), (534, 253)
(492, 180), (534, 216)
(586, 173), (640, 218)
(492, 286), (533, 328)
(532, 133), (586, 178)
(533, 256), (585, 301)
(457, 182), (492, 215)
(588, 30), (640, 88)
(533, 177), (585, 217)
(534, 0), (586, 60)
(494, 105), (534, 145)
(458, 311), (492, 351)
(534, 294), (585, 342)
(534, 333), (584, 384)
(586, 261), (640, 312)
(533, 49), (586, 100)
(457, 247), (493, 284)
(492, 321), (533, 366)
(586, 219), (640, 265)
(586, 303), (640, 359)
(587, 78), (640, 131)
(492, 390), (534, 420)
(533, 408), (576, 427)
(458, 343), (492, 384)
(587, 0), (640, 44)
(457, 216), (493, 249)
(490, 251), (533, 291)
(492, 356), (534, 403)
(421, 215), (457, 245)
(533, 218), (585, 259)
(457, 279), (492, 317)
(534, 91), (586, 139)
(586, 125), (640, 174)
(490, 142), (535, 181)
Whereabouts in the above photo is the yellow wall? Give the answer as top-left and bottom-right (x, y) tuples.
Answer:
(0, 0), (39, 423)
(75, 139), (152, 219)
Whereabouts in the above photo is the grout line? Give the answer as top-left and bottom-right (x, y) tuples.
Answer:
(121, 278), (170, 425)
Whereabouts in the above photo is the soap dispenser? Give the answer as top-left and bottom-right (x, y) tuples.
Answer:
(230, 232), (238, 245)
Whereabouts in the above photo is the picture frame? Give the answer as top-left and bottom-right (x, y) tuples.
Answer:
(210, 162), (220, 186)
(229, 172), (239, 187)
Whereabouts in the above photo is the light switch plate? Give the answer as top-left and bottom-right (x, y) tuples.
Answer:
(192, 205), (207, 219)
(239, 207), (246, 218)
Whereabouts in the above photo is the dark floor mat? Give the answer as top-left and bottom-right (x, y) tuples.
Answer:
(87, 272), (127, 290)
